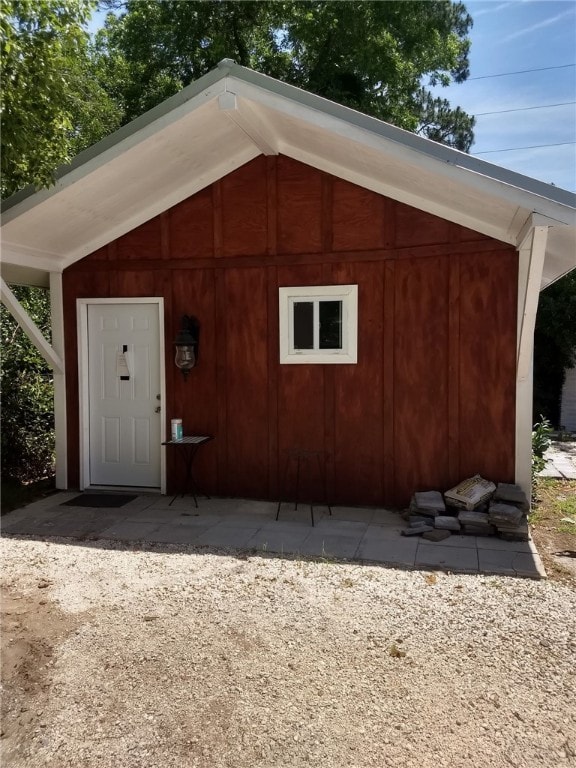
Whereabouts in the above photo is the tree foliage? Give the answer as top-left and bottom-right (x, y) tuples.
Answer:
(0, 1), (124, 484)
(96, 0), (475, 150)
(0, 287), (55, 482)
(0, 0), (122, 196)
(533, 272), (576, 427)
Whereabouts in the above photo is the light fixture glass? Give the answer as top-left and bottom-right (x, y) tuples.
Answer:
(175, 343), (196, 371)
(174, 316), (199, 380)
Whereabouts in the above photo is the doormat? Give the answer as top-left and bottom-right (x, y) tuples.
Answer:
(62, 494), (138, 508)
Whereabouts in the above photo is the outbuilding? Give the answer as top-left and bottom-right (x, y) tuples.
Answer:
(2, 60), (575, 507)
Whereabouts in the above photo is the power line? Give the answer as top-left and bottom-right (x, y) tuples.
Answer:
(473, 141), (576, 155)
(469, 63), (575, 80)
(474, 101), (576, 117)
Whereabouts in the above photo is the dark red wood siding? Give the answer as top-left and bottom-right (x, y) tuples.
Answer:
(63, 155), (518, 506)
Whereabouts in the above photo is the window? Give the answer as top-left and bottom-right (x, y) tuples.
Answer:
(279, 285), (358, 364)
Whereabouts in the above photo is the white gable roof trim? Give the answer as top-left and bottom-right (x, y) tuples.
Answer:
(1, 59), (575, 289)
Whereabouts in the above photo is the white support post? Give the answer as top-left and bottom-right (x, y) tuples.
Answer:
(514, 222), (549, 500)
(515, 359), (534, 500)
(49, 272), (67, 489)
(0, 277), (64, 374)
(517, 225), (548, 380)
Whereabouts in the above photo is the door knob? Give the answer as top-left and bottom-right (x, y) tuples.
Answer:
(154, 406), (161, 413)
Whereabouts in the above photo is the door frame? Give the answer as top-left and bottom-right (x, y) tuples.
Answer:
(77, 297), (166, 493)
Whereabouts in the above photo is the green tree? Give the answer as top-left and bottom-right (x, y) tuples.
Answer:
(96, 0), (475, 150)
(533, 272), (576, 427)
(1, 1), (123, 484)
(1, 0), (122, 196)
(0, 287), (55, 482)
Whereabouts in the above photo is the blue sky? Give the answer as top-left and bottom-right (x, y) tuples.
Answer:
(430, 0), (576, 191)
(89, 1), (576, 192)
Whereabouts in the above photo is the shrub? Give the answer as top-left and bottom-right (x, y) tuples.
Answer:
(1, 286), (55, 482)
(532, 416), (553, 478)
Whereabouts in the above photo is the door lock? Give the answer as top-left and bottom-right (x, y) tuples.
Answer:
(156, 394), (161, 400)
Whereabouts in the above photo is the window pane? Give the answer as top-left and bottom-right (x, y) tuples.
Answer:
(319, 301), (342, 349)
(293, 302), (314, 349)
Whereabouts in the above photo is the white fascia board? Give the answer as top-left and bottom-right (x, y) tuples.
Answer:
(230, 77), (576, 229)
(0, 276), (64, 374)
(282, 143), (517, 245)
(1, 75), (228, 226)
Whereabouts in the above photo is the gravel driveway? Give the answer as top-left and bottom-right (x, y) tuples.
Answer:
(2, 536), (575, 768)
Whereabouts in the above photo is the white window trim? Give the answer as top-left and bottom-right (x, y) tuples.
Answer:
(279, 284), (358, 364)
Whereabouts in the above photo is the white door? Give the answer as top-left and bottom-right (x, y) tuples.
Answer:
(87, 303), (161, 487)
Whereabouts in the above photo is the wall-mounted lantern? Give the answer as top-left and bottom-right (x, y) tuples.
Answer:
(174, 315), (200, 380)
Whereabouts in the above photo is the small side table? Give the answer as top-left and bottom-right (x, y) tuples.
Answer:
(162, 435), (214, 508)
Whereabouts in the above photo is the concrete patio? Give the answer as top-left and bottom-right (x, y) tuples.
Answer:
(1, 491), (546, 578)
(539, 439), (576, 479)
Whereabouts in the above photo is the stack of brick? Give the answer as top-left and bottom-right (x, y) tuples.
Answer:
(457, 510), (495, 536)
(401, 491), (447, 537)
(409, 491), (446, 517)
(488, 483), (530, 541)
(400, 479), (530, 541)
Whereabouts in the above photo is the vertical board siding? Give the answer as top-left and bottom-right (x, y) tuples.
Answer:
(116, 217), (162, 260)
(393, 256), (450, 502)
(214, 268), (228, 492)
(458, 250), (517, 482)
(276, 264), (326, 502)
(382, 260), (396, 503)
(447, 254), (462, 486)
(332, 179), (386, 253)
(171, 269), (218, 493)
(63, 156), (518, 505)
(224, 268), (270, 498)
(266, 264), (280, 498)
(221, 157), (268, 258)
(332, 260), (385, 505)
(322, 262), (336, 501)
(277, 156), (323, 254)
(395, 204), (451, 248)
(169, 187), (214, 259)
(115, 270), (155, 297)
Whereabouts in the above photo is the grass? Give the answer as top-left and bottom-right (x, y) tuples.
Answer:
(530, 478), (576, 534)
(1, 477), (56, 516)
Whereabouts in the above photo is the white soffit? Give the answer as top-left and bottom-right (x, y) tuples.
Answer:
(1, 60), (574, 288)
(259, 102), (517, 242)
(542, 226), (576, 289)
(2, 99), (258, 264)
(0, 263), (50, 288)
(232, 81), (574, 233)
